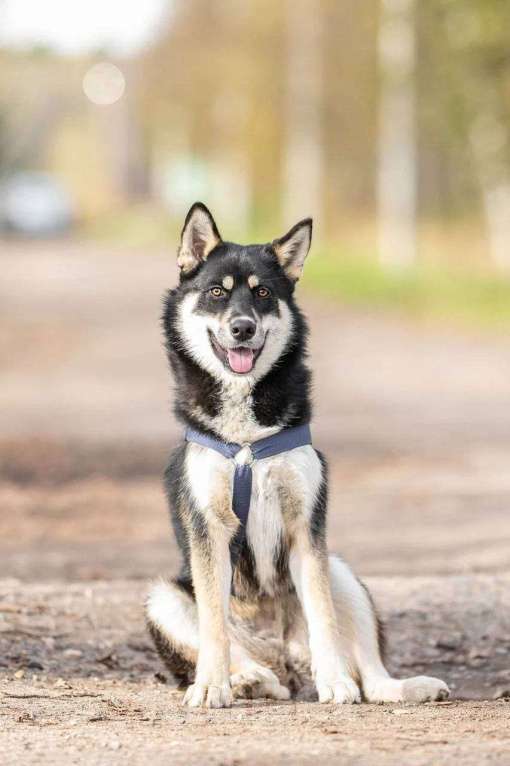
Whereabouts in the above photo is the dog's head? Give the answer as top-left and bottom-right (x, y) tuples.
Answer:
(170, 202), (312, 383)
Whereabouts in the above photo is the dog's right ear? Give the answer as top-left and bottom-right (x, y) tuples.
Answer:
(177, 202), (222, 274)
(272, 218), (312, 282)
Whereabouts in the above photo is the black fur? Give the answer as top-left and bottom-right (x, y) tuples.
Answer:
(162, 242), (312, 434)
(160, 219), (321, 594)
(147, 580), (195, 686)
(144, 206), (420, 703)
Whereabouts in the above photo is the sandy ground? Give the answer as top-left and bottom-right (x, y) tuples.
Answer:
(2, 577), (510, 765)
(1, 240), (510, 764)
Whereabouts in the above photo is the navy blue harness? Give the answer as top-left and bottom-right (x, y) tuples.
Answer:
(184, 423), (312, 536)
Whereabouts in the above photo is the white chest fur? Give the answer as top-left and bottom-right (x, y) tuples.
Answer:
(184, 443), (322, 594)
(191, 376), (280, 444)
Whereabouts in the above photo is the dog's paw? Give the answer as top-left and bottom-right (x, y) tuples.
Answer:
(400, 676), (450, 704)
(316, 675), (361, 704)
(182, 681), (233, 708)
(230, 665), (290, 701)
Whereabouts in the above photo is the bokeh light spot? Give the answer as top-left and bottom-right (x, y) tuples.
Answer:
(82, 62), (125, 105)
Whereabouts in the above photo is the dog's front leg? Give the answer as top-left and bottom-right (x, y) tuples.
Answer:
(183, 522), (233, 708)
(289, 522), (361, 704)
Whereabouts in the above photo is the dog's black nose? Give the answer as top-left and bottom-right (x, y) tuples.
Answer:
(230, 317), (256, 342)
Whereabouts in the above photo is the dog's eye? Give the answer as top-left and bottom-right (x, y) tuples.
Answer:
(256, 286), (270, 299)
(209, 286), (226, 299)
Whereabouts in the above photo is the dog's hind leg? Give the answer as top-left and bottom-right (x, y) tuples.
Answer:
(146, 580), (290, 702)
(328, 556), (450, 703)
(146, 579), (198, 687)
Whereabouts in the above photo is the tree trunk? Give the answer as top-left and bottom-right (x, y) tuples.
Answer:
(377, 0), (417, 267)
(470, 115), (510, 273)
(283, 0), (323, 232)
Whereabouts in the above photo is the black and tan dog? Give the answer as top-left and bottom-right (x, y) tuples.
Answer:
(146, 202), (449, 708)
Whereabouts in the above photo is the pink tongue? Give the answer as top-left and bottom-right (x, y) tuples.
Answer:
(227, 347), (254, 374)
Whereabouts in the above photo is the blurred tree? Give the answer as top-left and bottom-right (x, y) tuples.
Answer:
(282, 0), (324, 231)
(377, 0), (417, 267)
(418, 0), (510, 269)
(0, 51), (68, 173)
(134, 0), (510, 261)
(140, 0), (283, 229)
(138, 0), (378, 236)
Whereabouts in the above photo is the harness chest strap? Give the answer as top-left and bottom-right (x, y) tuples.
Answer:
(184, 423), (312, 532)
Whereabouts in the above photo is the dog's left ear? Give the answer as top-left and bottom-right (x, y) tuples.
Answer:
(177, 202), (222, 274)
(272, 218), (312, 281)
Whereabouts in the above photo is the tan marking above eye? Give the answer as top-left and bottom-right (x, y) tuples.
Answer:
(248, 275), (259, 289)
(222, 275), (234, 290)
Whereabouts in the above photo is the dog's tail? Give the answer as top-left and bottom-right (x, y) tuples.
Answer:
(146, 578), (293, 688)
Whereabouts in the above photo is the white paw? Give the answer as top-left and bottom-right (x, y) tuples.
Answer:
(182, 681), (233, 708)
(401, 676), (450, 704)
(231, 665), (290, 701)
(316, 675), (361, 704)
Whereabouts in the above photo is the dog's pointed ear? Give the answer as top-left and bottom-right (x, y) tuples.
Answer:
(177, 202), (222, 274)
(272, 218), (312, 281)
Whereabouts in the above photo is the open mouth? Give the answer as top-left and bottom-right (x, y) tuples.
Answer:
(208, 331), (264, 374)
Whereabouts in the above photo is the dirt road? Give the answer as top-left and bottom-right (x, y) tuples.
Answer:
(1, 241), (510, 764)
(2, 576), (509, 765)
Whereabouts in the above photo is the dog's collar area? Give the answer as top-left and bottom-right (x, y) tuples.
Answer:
(234, 444), (254, 466)
(184, 424), (312, 544)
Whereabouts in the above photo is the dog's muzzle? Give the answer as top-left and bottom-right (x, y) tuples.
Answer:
(229, 317), (256, 343)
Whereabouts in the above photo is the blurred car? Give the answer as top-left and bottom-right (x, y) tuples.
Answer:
(0, 172), (73, 236)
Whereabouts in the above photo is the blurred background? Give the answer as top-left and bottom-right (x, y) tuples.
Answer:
(1, 0), (510, 588)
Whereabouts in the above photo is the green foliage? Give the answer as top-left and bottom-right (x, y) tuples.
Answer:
(304, 250), (510, 329)
(83, 204), (510, 329)
(418, 0), (510, 215)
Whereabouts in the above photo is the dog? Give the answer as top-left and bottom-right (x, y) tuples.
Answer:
(146, 202), (450, 708)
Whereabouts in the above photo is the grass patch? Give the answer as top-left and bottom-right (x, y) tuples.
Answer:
(304, 251), (510, 329)
(82, 207), (510, 329)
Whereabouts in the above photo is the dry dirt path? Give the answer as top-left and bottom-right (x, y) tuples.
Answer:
(1, 576), (510, 765)
(1, 241), (510, 763)
(2, 241), (510, 581)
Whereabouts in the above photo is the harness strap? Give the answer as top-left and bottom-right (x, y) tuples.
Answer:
(184, 423), (312, 536)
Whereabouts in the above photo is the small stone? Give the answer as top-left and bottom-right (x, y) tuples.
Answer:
(17, 712), (35, 723)
(54, 678), (70, 689)
(63, 649), (83, 659)
(435, 634), (463, 651)
(27, 660), (44, 670)
(468, 647), (489, 660)
(493, 688), (510, 700)
(14, 670), (25, 679)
